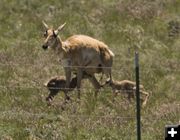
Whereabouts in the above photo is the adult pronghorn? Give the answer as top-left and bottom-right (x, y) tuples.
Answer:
(41, 21), (114, 101)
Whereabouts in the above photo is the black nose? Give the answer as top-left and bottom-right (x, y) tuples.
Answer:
(42, 45), (48, 50)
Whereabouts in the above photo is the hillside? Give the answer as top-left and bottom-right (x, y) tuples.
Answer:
(0, 0), (179, 139)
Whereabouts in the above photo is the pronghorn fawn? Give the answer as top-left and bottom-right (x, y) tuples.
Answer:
(104, 79), (149, 107)
(44, 73), (101, 104)
(41, 21), (114, 101)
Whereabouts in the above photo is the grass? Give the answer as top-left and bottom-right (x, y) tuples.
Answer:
(0, 0), (180, 139)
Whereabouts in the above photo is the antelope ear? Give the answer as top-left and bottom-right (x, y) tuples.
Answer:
(42, 21), (49, 29)
(57, 22), (66, 32)
(54, 22), (66, 35)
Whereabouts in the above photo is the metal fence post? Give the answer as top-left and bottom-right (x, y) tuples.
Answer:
(135, 51), (141, 140)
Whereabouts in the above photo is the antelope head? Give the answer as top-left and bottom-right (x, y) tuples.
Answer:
(42, 21), (66, 50)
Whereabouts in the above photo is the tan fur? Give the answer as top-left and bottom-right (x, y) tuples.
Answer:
(42, 22), (114, 100)
(104, 80), (149, 107)
(61, 35), (114, 74)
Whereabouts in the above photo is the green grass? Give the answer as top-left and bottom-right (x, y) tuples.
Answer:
(0, 0), (180, 139)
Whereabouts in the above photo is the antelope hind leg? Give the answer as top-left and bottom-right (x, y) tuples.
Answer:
(77, 68), (83, 99)
(88, 75), (101, 98)
(64, 67), (71, 101)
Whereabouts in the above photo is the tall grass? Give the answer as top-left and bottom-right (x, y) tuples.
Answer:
(0, 0), (179, 139)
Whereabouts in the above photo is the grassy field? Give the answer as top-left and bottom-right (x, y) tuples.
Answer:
(0, 0), (180, 139)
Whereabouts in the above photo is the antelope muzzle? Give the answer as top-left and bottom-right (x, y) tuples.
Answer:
(42, 44), (48, 50)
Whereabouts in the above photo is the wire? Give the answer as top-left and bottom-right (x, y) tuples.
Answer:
(0, 62), (179, 72)
(0, 85), (136, 93)
(0, 110), (135, 120)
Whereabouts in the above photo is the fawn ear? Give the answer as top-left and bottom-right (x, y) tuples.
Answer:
(44, 82), (48, 87)
(105, 78), (111, 83)
(42, 21), (49, 29)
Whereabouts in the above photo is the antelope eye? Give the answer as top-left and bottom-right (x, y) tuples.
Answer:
(43, 31), (48, 37)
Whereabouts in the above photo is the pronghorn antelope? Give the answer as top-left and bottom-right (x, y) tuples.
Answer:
(44, 73), (101, 103)
(42, 21), (114, 100)
(104, 79), (149, 107)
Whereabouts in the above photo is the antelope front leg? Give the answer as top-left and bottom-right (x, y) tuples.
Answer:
(77, 68), (83, 99)
(64, 67), (71, 101)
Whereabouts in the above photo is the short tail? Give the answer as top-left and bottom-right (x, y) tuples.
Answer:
(108, 49), (115, 57)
